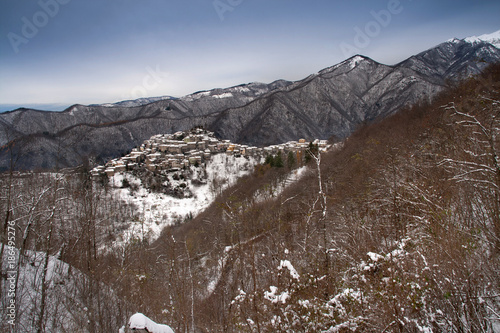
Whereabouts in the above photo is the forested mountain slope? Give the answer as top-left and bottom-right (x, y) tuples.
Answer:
(1, 64), (499, 332)
(1, 36), (499, 170)
(127, 63), (500, 332)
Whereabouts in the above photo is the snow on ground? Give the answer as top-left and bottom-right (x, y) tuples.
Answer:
(0, 247), (71, 332)
(109, 154), (264, 244)
(232, 86), (250, 93)
(0, 246), (123, 332)
(212, 92), (233, 99)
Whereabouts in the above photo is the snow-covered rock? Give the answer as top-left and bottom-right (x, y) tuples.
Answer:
(129, 313), (174, 333)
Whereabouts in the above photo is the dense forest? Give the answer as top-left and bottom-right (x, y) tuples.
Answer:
(1, 63), (499, 332)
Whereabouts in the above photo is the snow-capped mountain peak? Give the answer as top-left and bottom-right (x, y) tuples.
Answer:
(446, 37), (462, 44)
(464, 29), (500, 48)
(347, 55), (367, 69)
(318, 55), (371, 75)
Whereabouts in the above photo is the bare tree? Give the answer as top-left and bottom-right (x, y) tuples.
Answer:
(441, 99), (500, 251)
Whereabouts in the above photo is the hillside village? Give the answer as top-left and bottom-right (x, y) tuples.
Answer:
(91, 128), (332, 178)
(1, 33), (499, 332)
(87, 128), (334, 243)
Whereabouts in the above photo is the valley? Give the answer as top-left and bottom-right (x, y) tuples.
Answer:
(1, 32), (500, 332)
(2, 34), (499, 171)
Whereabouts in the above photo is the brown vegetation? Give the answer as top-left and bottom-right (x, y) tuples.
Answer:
(1, 63), (499, 332)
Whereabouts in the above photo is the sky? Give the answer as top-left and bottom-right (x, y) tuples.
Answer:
(0, 0), (499, 112)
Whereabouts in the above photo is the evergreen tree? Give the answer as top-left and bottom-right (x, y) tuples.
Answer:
(265, 155), (275, 167)
(305, 142), (319, 164)
(274, 152), (284, 168)
(287, 151), (296, 169)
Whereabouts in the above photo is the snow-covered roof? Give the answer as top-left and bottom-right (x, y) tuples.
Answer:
(129, 313), (174, 333)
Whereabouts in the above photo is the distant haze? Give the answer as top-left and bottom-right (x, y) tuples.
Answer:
(0, 104), (70, 113)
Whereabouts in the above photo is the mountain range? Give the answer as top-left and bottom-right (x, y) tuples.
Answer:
(1, 31), (499, 171)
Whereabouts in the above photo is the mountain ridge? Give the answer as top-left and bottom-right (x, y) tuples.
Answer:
(1, 32), (499, 170)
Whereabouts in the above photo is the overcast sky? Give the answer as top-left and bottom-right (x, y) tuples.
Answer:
(0, 0), (499, 111)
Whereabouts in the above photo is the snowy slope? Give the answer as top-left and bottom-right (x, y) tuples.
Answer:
(0, 248), (73, 332)
(98, 96), (175, 108)
(0, 247), (124, 332)
(109, 154), (264, 244)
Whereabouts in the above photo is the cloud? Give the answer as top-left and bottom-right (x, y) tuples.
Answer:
(1, 0), (499, 107)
